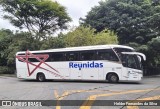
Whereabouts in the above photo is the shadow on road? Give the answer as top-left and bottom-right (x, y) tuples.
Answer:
(18, 79), (140, 84)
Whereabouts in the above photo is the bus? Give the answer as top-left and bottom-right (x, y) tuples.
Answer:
(16, 45), (146, 83)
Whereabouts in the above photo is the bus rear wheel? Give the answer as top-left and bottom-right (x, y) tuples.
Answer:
(37, 73), (45, 82)
(108, 74), (118, 83)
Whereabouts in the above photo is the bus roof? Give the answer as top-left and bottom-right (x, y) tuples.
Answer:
(16, 44), (134, 54)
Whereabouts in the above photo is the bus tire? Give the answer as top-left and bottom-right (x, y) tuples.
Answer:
(37, 73), (45, 82)
(108, 74), (119, 83)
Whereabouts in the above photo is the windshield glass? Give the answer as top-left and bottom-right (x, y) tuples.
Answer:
(121, 54), (142, 70)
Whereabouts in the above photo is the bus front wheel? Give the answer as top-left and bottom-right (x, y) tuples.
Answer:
(108, 74), (118, 83)
(37, 73), (46, 82)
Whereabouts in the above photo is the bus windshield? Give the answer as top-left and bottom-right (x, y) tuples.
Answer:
(121, 54), (142, 70)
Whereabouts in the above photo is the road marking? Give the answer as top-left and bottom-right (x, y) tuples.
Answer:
(54, 90), (69, 100)
(53, 89), (110, 109)
(69, 89), (122, 93)
(79, 88), (160, 109)
(54, 89), (119, 109)
(54, 90), (69, 109)
(127, 95), (160, 109)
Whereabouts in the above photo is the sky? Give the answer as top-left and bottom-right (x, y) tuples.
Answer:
(0, 0), (102, 31)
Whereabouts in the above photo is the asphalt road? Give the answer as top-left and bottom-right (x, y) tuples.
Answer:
(0, 75), (160, 109)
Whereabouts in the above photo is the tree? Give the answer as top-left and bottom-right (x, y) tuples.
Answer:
(6, 31), (42, 66)
(64, 26), (95, 47)
(0, 29), (13, 66)
(148, 4), (160, 37)
(94, 29), (118, 45)
(0, 29), (15, 73)
(82, 0), (160, 74)
(40, 33), (66, 50)
(152, 0), (160, 5)
(0, 0), (71, 40)
(0, 28), (45, 73)
(82, 0), (157, 44)
(147, 38), (160, 66)
(64, 26), (118, 47)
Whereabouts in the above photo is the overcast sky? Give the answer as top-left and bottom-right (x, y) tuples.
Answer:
(0, 0), (101, 31)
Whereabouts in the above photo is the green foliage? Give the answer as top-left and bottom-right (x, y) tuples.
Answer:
(0, 29), (42, 67)
(94, 29), (118, 45)
(82, 0), (160, 69)
(40, 34), (66, 50)
(64, 26), (118, 47)
(0, 28), (67, 69)
(64, 26), (95, 47)
(0, 0), (71, 40)
(127, 42), (140, 50)
(127, 38), (160, 67)
(0, 29), (13, 66)
(0, 66), (14, 74)
(147, 38), (160, 66)
(0, 29), (13, 40)
(6, 32), (41, 66)
(82, 0), (158, 44)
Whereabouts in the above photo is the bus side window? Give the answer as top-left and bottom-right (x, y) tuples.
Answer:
(97, 51), (110, 60)
(28, 58), (39, 62)
(80, 51), (96, 61)
(51, 53), (65, 61)
(97, 50), (119, 61)
(18, 58), (26, 62)
(66, 52), (79, 61)
(17, 54), (25, 62)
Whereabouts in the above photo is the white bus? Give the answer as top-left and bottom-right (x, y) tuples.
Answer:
(16, 45), (146, 83)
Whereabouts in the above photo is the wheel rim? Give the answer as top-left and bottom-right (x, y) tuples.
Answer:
(39, 75), (44, 81)
(111, 75), (117, 82)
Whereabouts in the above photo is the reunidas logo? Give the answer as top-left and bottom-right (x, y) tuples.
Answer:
(69, 61), (103, 70)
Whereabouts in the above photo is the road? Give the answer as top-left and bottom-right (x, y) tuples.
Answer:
(0, 76), (160, 109)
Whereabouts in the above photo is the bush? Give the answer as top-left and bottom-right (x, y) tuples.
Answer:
(143, 67), (160, 76)
(0, 66), (14, 74)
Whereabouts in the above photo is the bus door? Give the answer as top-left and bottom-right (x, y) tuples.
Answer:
(121, 52), (145, 80)
(121, 54), (137, 80)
